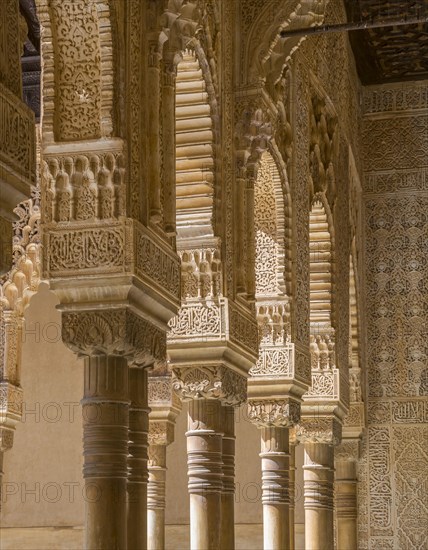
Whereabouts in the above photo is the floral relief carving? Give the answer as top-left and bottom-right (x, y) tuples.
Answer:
(248, 400), (300, 428)
(49, 0), (102, 141)
(361, 81), (428, 549)
(172, 365), (247, 406)
(0, 83), (35, 186)
(62, 309), (166, 367)
(296, 417), (342, 446)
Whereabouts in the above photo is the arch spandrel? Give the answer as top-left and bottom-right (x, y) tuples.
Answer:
(240, 0), (328, 93)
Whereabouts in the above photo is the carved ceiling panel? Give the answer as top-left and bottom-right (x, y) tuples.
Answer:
(345, 0), (428, 84)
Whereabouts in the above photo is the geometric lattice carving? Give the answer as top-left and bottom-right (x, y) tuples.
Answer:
(361, 81), (428, 550)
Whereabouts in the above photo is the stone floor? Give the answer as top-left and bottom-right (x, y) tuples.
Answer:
(0, 524), (305, 549)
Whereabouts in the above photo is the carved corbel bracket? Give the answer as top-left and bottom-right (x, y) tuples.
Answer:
(172, 365), (247, 406)
(62, 308), (166, 368)
(296, 416), (342, 446)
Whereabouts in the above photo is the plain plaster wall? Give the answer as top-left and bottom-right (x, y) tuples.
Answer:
(1, 285), (84, 527)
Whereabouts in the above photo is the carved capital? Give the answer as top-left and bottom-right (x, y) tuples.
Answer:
(172, 366), (247, 406)
(335, 439), (360, 462)
(296, 416), (342, 445)
(248, 399), (300, 428)
(0, 427), (14, 452)
(148, 421), (175, 447)
(62, 308), (166, 367)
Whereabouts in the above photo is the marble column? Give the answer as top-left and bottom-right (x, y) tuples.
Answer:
(147, 41), (162, 223)
(127, 367), (149, 550)
(289, 440), (296, 550)
(0, 450), (3, 515)
(335, 455), (358, 550)
(187, 399), (223, 550)
(260, 426), (290, 550)
(82, 355), (129, 550)
(303, 442), (335, 550)
(161, 58), (177, 236)
(220, 405), (235, 550)
(147, 444), (167, 550)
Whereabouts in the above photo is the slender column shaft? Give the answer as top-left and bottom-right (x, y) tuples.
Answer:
(335, 460), (358, 550)
(83, 355), (129, 550)
(162, 61), (176, 236)
(147, 445), (167, 550)
(235, 170), (246, 294)
(289, 443), (296, 550)
(221, 406), (235, 550)
(245, 177), (256, 301)
(303, 442), (334, 550)
(127, 368), (149, 550)
(187, 399), (223, 550)
(147, 43), (161, 223)
(260, 427), (290, 550)
(0, 450), (3, 516)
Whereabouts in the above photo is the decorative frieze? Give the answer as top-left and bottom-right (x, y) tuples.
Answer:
(363, 83), (428, 115)
(0, 82), (35, 186)
(168, 296), (258, 357)
(168, 300), (224, 340)
(304, 369), (340, 401)
(135, 227), (181, 300)
(250, 344), (294, 377)
(41, 148), (125, 223)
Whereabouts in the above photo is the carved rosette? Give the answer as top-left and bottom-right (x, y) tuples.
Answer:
(296, 417), (342, 446)
(248, 399), (300, 428)
(62, 309), (166, 367)
(172, 366), (247, 406)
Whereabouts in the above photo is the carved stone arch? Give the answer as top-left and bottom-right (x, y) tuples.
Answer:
(175, 44), (218, 243)
(0, 189), (41, 451)
(308, 83), (339, 204)
(242, 0), (328, 94)
(158, 1), (200, 61)
(309, 192), (335, 332)
(265, 142), (293, 300)
(36, 0), (115, 143)
(255, 151), (287, 299)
